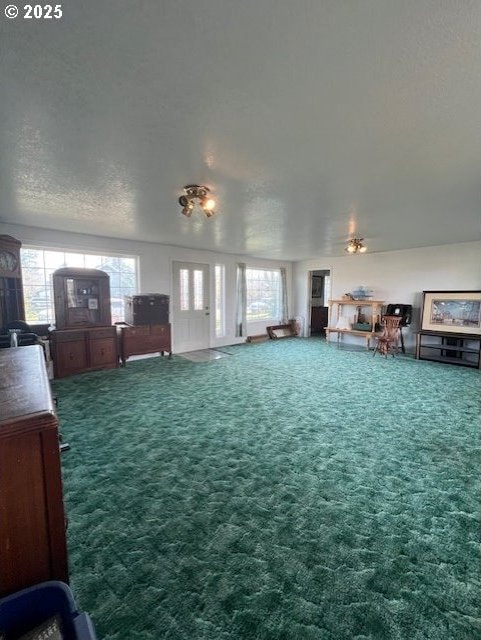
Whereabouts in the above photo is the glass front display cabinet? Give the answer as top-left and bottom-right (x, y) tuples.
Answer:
(52, 267), (111, 329)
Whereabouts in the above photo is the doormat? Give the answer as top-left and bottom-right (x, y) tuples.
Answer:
(179, 349), (233, 363)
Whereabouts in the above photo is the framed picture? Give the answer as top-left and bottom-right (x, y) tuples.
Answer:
(312, 276), (323, 298)
(421, 290), (481, 335)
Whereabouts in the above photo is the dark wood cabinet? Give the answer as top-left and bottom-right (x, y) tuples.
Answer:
(118, 324), (172, 365)
(0, 345), (69, 597)
(0, 235), (25, 329)
(51, 326), (118, 378)
(310, 306), (328, 335)
(53, 268), (111, 330)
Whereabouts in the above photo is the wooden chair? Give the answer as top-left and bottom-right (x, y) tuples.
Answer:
(373, 315), (402, 357)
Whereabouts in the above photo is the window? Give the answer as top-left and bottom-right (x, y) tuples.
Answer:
(324, 275), (331, 303)
(179, 269), (190, 311)
(193, 269), (204, 310)
(21, 247), (138, 324)
(215, 264), (225, 337)
(246, 268), (282, 322)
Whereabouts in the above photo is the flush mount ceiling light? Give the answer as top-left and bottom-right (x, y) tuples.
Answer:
(178, 185), (215, 218)
(345, 238), (367, 254)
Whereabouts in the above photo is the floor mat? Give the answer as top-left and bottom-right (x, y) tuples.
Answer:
(179, 348), (233, 362)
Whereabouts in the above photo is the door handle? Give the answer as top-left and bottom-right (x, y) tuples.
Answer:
(205, 312), (210, 316)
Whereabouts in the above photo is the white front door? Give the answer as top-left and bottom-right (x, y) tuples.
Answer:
(172, 261), (210, 353)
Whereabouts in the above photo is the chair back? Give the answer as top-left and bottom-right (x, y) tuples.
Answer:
(373, 315), (402, 357)
(382, 315), (402, 340)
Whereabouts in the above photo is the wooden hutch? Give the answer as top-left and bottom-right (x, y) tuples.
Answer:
(50, 268), (117, 378)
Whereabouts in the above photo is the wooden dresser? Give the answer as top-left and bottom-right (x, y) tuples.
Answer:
(118, 323), (172, 365)
(50, 326), (118, 378)
(0, 345), (69, 597)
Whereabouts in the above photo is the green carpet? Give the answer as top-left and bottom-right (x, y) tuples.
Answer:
(53, 339), (481, 640)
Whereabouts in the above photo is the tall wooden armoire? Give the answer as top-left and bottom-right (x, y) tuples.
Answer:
(0, 235), (25, 329)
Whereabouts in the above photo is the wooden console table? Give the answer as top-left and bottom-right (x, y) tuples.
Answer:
(0, 345), (69, 596)
(118, 323), (172, 365)
(326, 299), (384, 349)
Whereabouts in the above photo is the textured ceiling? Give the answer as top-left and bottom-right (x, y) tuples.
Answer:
(0, 0), (480, 260)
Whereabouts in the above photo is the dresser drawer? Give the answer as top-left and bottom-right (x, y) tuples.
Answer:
(88, 327), (116, 340)
(51, 330), (85, 343)
(144, 337), (170, 351)
(122, 326), (150, 338)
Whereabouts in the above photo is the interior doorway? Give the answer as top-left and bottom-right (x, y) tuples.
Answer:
(308, 269), (330, 337)
(172, 261), (210, 353)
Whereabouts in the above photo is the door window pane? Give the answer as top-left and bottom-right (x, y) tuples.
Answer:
(180, 269), (189, 311)
(193, 270), (203, 310)
(215, 264), (225, 338)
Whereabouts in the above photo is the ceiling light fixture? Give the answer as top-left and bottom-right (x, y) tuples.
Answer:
(178, 185), (215, 218)
(345, 238), (367, 254)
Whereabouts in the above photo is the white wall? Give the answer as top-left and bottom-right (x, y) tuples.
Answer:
(0, 223), (293, 351)
(293, 241), (481, 352)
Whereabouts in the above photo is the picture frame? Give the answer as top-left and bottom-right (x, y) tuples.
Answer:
(421, 290), (481, 335)
(312, 276), (323, 298)
(267, 324), (297, 339)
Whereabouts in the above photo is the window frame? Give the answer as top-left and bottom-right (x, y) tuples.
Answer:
(214, 264), (226, 338)
(21, 245), (139, 325)
(245, 266), (282, 323)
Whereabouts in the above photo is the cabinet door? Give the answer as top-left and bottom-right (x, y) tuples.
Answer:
(54, 340), (87, 378)
(151, 324), (171, 350)
(88, 337), (117, 368)
(0, 428), (68, 595)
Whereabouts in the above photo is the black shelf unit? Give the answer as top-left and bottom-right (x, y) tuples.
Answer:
(416, 330), (481, 369)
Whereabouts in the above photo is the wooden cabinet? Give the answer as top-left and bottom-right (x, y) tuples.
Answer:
(326, 299), (384, 349)
(310, 306), (328, 335)
(0, 345), (68, 596)
(118, 324), (172, 365)
(416, 330), (481, 368)
(0, 235), (25, 329)
(51, 326), (118, 378)
(53, 268), (111, 330)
